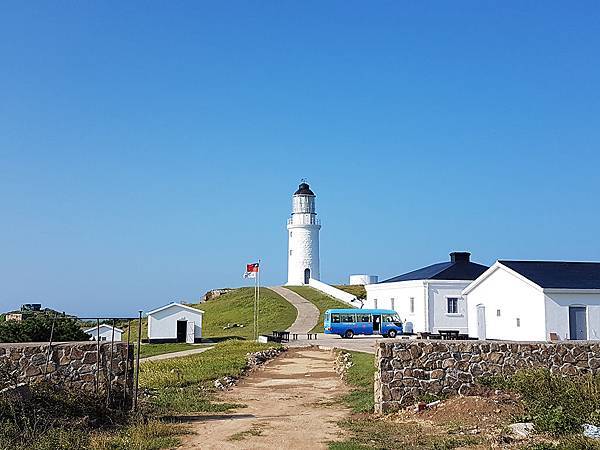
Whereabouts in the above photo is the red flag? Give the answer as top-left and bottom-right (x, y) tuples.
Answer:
(244, 262), (260, 278)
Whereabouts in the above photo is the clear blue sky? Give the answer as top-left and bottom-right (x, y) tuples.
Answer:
(1, 2), (599, 316)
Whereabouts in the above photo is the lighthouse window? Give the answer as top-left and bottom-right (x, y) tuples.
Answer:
(290, 232), (292, 237)
(289, 250), (293, 256)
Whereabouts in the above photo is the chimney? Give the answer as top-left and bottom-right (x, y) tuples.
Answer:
(450, 252), (470, 263)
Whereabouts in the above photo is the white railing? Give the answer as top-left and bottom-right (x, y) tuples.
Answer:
(308, 278), (357, 305)
(287, 216), (321, 226)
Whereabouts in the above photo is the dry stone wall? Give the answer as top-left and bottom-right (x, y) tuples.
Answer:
(375, 340), (600, 413)
(0, 341), (133, 400)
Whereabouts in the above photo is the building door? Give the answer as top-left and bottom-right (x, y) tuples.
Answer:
(186, 321), (195, 343)
(569, 306), (587, 340)
(476, 304), (486, 340)
(304, 268), (310, 284)
(176, 320), (187, 343)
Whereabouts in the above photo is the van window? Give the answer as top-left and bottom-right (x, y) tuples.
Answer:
(384, 314), (401, 322)
(331, 313), (340, 323)
(357, 314), (371, 323)
(341, 314), (355, 323)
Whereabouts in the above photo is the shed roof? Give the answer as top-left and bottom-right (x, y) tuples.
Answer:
(147, 302), (204, 316)
(499, 260), (600, 290)
(84, 324), (124, 333)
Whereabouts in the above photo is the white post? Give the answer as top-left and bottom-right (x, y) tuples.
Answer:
(257, 259), (261, 340)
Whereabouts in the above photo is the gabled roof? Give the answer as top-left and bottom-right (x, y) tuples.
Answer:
(84, 324), (124, 333)
(499, 260), (600, 290)
(147, 302), (204, 316)
(380, 253), (488, 284)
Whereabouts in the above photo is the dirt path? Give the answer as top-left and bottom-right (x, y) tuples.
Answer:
(180, 348), (351, 449)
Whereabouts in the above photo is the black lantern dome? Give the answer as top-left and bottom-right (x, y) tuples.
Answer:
(294, 182), (315, 196)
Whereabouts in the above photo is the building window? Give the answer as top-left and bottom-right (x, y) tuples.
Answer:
(496, 309), (501, 317)
(373, 299), (378, 309)
(390, 298), (395, 310)
(516, 318), (521, 327)
(410, 297), (414, 314)
(447, 297), (459, 314)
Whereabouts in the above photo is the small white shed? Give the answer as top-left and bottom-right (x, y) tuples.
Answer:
(147, 303), (204, 344)
(84, 324), (123, 342)
(464, 260), (600, 341)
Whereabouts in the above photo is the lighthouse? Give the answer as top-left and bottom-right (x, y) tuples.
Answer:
(286, 181), (321, 285)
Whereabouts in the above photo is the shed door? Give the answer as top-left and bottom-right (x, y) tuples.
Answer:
(186, 321), (195, 343)
(569, 306), (587, 340)
(476, 304), (486, 340)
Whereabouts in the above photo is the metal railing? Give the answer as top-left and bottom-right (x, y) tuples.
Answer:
(287, 216), (321, 226)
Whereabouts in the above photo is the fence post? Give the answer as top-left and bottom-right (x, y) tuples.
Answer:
(133, 310), (142, 411)
(43, 316), (56, 378)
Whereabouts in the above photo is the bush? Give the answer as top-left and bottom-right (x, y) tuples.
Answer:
(482, 368), (600, 435)
(0, 314), (89, 343)
(0, 382), (126, 450)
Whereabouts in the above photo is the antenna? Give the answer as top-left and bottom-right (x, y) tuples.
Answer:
(300, 178), (308, 184)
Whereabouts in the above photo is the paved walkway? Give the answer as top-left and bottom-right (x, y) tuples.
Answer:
(270, 286), (320, 334)
(140, 345), (213, 362)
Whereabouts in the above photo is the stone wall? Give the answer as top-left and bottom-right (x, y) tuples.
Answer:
(0, 341), (134, 402)
(375, 340), (600, 413)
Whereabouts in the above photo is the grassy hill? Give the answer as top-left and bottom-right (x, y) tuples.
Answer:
(285, 286), (355, 333)
(197, 287), (297, 339)
(335, 284), (367, 299)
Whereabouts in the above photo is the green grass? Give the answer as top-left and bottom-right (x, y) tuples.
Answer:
(197, 287), (297, 339)
(123, 318), (148, 342)
(285, 286), (355, 333)
(330, 419), (480, 450)
(140, 339), (282, 413)
(340, 351), (376, 413)
(334, 285), (366, 300)
(138, 343), (206, 359)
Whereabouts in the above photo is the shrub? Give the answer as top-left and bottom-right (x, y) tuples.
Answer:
(482, 368), (600, 435)
(0, 314), (88, 343)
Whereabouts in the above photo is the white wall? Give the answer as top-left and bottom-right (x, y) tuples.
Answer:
(428, 281), (471, 334)
(148, 306), (203, 341)
(545, 292), (600, 340)
(308, 278), (356, 305)
(349, 275), (378, 285)
(287, 224), (320, 285)
(365, 281), (426, 333)
(466, 266), (546, 341)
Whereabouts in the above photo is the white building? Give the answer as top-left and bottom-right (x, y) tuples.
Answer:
(287, 182), (321, 285)
(365, 252), (488, 334)
(465, 260), (600, 341)
(147, 302), (204, 344)
(349, 274), (379, 285)
(84, 324), (123, 342)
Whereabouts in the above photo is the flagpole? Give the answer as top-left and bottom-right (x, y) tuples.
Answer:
(253, 269), (257, 341)
(257, 259), (261, 340)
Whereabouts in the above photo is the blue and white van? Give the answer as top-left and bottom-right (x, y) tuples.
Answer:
(324, 308), (403, 339)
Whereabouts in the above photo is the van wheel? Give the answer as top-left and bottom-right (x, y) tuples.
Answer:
(388, 329), (397, 338)
(345, 330), (354, 339)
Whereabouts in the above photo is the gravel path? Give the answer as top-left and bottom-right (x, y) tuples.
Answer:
(269, 286), (320, 334)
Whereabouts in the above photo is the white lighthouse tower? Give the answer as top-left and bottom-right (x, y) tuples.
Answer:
(286, 181), (321, 285)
